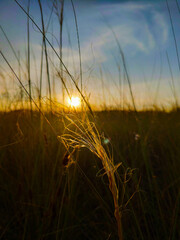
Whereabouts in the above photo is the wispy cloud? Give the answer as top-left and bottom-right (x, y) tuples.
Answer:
(74, 1), (169, 66)
(97, 2), (152, 15)
(152, 11), (168, 44)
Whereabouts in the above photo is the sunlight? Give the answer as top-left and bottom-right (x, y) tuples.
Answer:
(67, 96), (81, 108)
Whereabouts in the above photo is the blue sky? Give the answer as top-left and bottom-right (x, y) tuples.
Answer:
(1, 0), (180, 109)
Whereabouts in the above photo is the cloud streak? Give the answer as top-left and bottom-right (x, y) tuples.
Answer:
(78, 1), (169, 64)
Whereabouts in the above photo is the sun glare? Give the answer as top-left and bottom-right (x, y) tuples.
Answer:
(67, 96), (81, 108)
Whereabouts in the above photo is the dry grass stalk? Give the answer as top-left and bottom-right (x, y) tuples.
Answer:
(59, 115), (123, 240)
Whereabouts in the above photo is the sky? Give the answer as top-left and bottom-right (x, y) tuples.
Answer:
(1, 0), (180, 109)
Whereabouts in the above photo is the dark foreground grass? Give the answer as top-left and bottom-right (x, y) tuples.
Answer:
(0, 109), (179, 240)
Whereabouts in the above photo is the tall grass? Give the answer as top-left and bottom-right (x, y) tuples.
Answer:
(53, 0), (65, 105)
(0, 0), (180, 239)
(38, 0), (52, 111)
(166, 0), (180, 72)
(71, 0), (83, 92)
(27, 0), (32, 113)
(0, 109), (179, 239)
(0, 28), (127, 240)
(166, 51), (178, 108)
(60, 115), (129, 239)
(0, 1), (130, 238)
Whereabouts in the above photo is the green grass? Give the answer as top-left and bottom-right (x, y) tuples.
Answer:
(0, 109), (179, 239)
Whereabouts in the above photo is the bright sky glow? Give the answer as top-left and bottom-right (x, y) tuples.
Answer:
(67, 96), (81, 108)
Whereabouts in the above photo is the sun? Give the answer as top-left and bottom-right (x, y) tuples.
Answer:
(67, 96), (81, 108)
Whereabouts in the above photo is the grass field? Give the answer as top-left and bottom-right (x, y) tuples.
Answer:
(0, 109), (179, 239)
(0, 1), (180, 239)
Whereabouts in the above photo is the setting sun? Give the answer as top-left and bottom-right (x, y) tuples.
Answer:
(67, 96), (81, 108)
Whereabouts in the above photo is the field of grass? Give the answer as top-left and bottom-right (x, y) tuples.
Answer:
(1, 1), (180, 239)
(0, 109), (179, 239)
